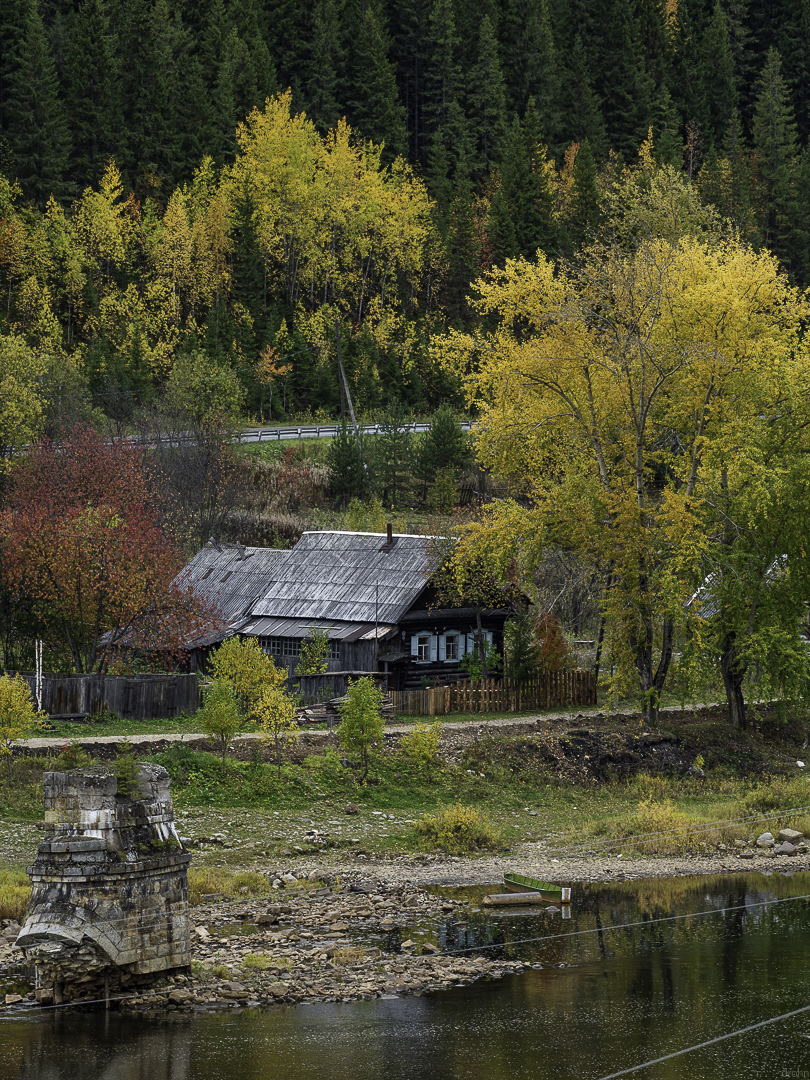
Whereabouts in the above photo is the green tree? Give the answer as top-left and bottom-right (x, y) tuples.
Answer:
(164, 351), (246, 427)
(255, 684), (298, 777)
(338, 675), (384, 781)
(373, 399), (413, 506)
(208, 636), (287, 722)
(0, 674), (43, 779)
(6, 0), (70, 207)
(305, 0), (343, 132)
(702, 0), (738, 146)
(752, 48), (800, 274)
(64, 0), (123, 188)
(346, 0), (406, 160)
(198, 677), (242, 768)
(467, 15), (508, 180)
(296, 626), (331, 675)
(414, 403), (467, 498)
(326, 421), (366, 506)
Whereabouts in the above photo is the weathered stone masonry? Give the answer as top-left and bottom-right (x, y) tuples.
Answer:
(16, 764), (191, 1002)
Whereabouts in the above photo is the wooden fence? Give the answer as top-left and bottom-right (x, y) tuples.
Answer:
(287, 671), (387, 704)
(10, 672), (199, 721)
(390, 671), (597, 717)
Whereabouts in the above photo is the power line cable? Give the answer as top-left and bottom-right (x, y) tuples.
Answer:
(446, 890), (810, 955)
(592, 1003), (810, 1080)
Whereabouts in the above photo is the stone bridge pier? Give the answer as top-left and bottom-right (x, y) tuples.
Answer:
(16, 763), (192, 1005)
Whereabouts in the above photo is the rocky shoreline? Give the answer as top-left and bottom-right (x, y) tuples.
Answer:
(4, 844), (807, 1015)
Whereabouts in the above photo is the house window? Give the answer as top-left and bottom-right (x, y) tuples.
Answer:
(417, 635), (431, 661)
(445, 634), (459, 661)
(259, 636), (339, 660)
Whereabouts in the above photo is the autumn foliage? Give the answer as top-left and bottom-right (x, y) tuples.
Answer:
(0, 425), (222, 672)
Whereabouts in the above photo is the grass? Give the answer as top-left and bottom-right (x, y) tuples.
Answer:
(410, 804), (505, 855)
(0, 868), (29, 921)
(187, 867), (276, 906)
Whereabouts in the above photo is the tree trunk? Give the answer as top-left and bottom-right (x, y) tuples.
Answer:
(721, 631), (747, 729)
(634, 616), (673, 726)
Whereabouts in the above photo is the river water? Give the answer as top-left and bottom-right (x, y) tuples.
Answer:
(3, 872), (810, 1080)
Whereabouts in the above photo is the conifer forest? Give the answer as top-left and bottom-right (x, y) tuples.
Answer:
(1, 0), (809, 427)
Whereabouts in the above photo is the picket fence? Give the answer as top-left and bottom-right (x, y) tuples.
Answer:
(390, 671), (597, 717)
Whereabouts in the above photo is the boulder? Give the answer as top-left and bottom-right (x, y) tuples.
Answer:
(778, 828), (804, 845)
(756, 832), (775, 848)
(773, 842), (798, 856)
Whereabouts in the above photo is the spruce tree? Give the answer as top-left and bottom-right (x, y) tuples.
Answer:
(499, 102), (556, 258)
(64, 0), (123, 189)
(502, 0), (559, 138)
(389, 0), (431, 164)
(567, 138), (600, 250)
(594, 0), (654, 160)
(372, 399), (413, 507)
(559, 35), (608, 160)
(6, 0), (70, 207)
(752, 48), (800, 274)
(702, 0), (738, 146)
(467, 15), (508, 180)
(326, 421), (366, 506)
(346, 0), (406, 159)
(305, 0), (342, 132)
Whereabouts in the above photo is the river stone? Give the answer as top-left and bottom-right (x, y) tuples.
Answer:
(778, 828), (804, 844)
(282, 874), (298, 885)
(256, 914), (278, 925)
(421, 942), (439, 954)
(168, 990), (191, 1004)
(738, 851), (755, 859)
(773, 842), (798, 856)
(756, 832), (775, 847)
(5, 994), (22, 1004)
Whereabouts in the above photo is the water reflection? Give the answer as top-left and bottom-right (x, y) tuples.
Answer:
(3, 873), (810, 1080)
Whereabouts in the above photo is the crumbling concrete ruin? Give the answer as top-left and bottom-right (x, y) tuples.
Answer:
(16, 763), (191, 1005)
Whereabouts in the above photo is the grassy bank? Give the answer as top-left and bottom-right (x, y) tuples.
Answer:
(2, 706), (809, 875)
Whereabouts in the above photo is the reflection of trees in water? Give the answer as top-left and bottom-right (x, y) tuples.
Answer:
(12, 1017), (192, 1080)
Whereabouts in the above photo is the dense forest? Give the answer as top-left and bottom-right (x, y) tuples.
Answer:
(2, 0), (810, 428)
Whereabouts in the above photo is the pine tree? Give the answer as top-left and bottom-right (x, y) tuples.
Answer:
(567, 138), (600, 250)
(326, 421), (366, 506)
(64, 0), (123, 189)
(177, 55), (216, 176)
(346, 0), (406, 158)
(653, 85), (683, 167)
(502, 0), (559, 138)
(752, 48), (800, 272)
(559, 35), (609, 159)
(304, 0), (342, 132)
(0, 0), (27, 138)
(499, 102), (556, 258)
(775, 0), (810, 145)
(594, 0), (654, 159)
(424, 0), (470, 193)
(467, 15), (508, 179)
(390, 0), (431, 164)
(6, 0), (70, 207)
(702, 0), (738, 146)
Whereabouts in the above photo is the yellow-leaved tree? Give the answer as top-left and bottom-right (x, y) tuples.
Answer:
(437, 236), (810, 724)
(209, 637), (287, 724)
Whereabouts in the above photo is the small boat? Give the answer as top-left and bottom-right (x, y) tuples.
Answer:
(503, 873), (571, 902)
(482, 892), (554, 906)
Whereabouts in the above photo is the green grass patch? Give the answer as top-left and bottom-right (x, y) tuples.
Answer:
(187, 866), (276, 906)
(0, 868), (30, 921)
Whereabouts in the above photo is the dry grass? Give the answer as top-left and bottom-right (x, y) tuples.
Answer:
(411, 803), (505, 855)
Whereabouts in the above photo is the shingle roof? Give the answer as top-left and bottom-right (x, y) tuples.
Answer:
(250, 531), (432, 625)
(175, 543), (293, 624)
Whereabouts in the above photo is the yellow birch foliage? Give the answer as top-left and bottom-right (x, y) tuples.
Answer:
(437, 236), (810, 707)
(231, 92), (433, 353)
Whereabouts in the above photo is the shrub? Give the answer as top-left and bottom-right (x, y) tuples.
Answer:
(111, 745), (142, 799)
(411, 804), (504, 854)
(0, 868), (30, 921)
(399, 721), (443, 777)
(296, 626), (331, 675)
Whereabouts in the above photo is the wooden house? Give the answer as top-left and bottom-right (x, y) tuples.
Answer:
(178, 530), (516, 689)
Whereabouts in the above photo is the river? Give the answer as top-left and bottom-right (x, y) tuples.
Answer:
(3, 872), (810, 1080)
